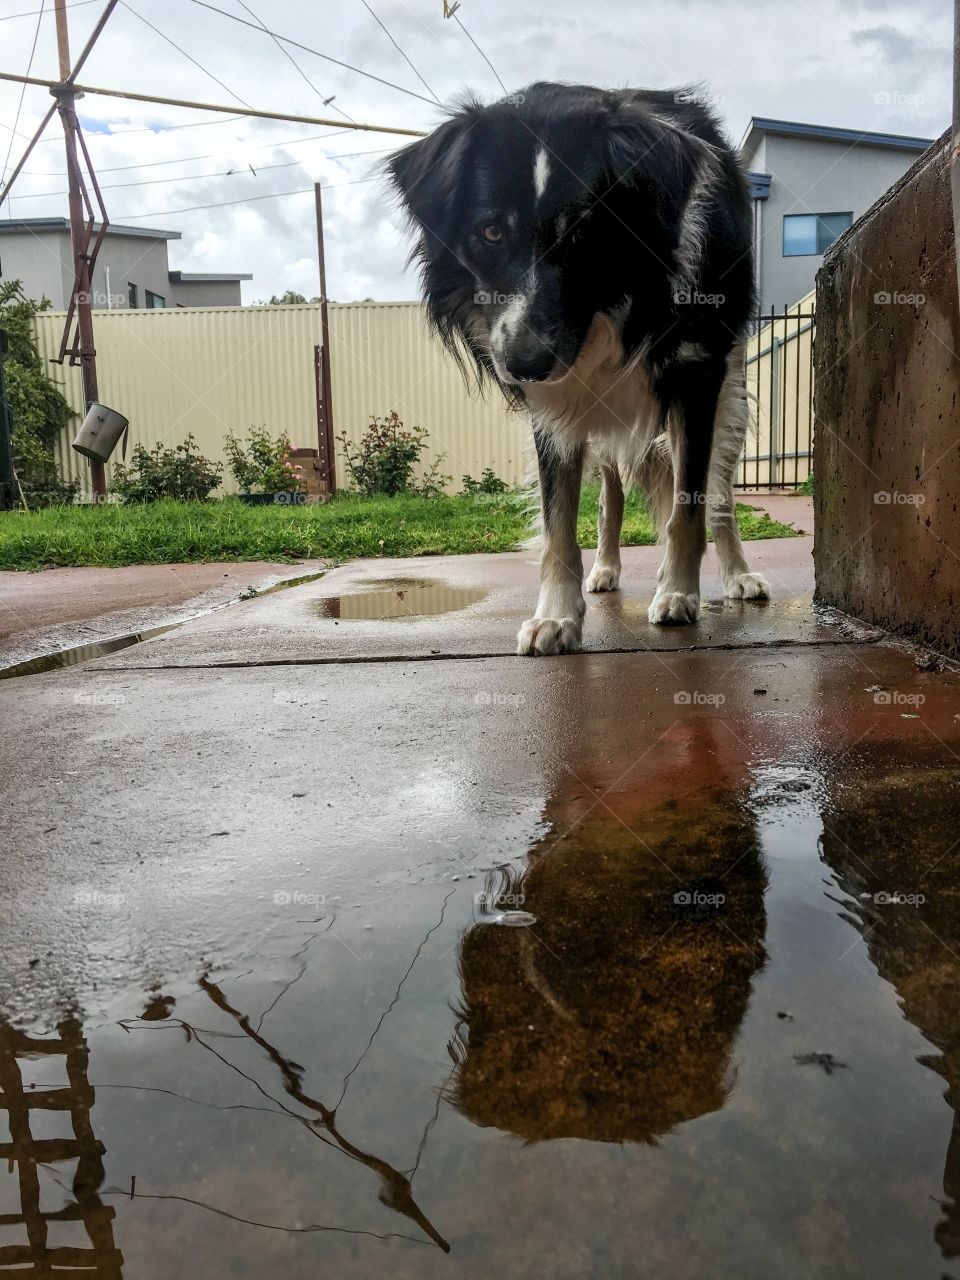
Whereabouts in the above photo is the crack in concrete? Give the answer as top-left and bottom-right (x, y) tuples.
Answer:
(82, 634), (884, 674)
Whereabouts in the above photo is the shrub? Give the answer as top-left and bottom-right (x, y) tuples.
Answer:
(111, 436), (222, 503)
(798, 473), (814, 496)
(0, 280), (77, 506)
(462, 468), (508, 496)
(337, 412), (450, 497)
(223, 427), (305, 495)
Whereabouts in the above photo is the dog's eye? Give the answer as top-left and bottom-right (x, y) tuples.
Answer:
(481, 223), (504, 244)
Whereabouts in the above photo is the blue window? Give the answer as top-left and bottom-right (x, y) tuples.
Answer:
(783, 212), (852, 256)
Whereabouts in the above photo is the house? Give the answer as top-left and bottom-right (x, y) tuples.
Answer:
(0, 218), (251, 308)
(738, 118), (934, 313)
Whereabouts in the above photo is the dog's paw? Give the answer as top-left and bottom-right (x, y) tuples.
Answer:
(585, 562), (620, 593)
(724, 571), (770, 601)
(516, 616), (582, 656)
(648, 590), (700, 625)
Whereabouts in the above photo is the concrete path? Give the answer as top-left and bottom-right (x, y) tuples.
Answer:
(738, 491), (814, 533)
(0, 560), (328, 671)
(82, 537), (824, 670)
(2, 536), (960, 1278)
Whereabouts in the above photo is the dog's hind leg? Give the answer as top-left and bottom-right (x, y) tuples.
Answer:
(647, 356), (726, 625)
(585, 462), (624, 593)
(708, 350), (771, 601)
(517, 428), (586, 656)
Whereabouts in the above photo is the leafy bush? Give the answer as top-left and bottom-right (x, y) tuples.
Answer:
(462, 468), (508, 496)
(0, 280), (77, 506)
(111, 436), (222, 503)
(798, 473), (814, 496)
(337, 412), (450, 497)
(224, 427), (305, 495)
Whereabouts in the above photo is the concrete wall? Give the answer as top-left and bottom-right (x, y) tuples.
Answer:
(752, 136), (923, 312)
(814, 131), (959, 658)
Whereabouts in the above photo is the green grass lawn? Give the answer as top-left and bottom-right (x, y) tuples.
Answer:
(0, 484), (800, 571)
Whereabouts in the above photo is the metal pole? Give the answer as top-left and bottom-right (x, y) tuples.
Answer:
(314, 182), (336, 495)
(54, 0), (105, 501)
(0, 72), (428, 140)
(953, 0), (960, 303)
(769, 334), (781, 489)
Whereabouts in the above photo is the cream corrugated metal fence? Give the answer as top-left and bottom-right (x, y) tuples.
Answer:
(35, 302), (528, 496)
(36, 297), (814, 498)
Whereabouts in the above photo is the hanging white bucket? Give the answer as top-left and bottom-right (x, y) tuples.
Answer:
(72, 403), (128, 464)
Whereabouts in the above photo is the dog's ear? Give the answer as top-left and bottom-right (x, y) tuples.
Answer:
(387, 112), (477, 233)
(604, 107), (708, 224)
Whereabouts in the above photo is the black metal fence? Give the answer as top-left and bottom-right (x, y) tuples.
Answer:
(736, 307), (815, 491)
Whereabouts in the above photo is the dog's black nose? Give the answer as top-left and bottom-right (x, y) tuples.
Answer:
(504, 346), (556, 383)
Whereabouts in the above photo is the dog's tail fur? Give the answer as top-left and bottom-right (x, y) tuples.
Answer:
(624, 432), (674, 537)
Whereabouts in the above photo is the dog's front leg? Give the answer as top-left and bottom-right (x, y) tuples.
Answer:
(517, 432), (585, 656)
(648, 358), (725, 625)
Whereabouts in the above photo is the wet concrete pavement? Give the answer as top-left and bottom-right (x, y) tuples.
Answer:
(2, 536), (960, 1279)
(0, 560), (328, 672)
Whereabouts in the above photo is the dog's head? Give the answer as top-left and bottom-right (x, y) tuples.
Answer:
(388, 82), (724, 389)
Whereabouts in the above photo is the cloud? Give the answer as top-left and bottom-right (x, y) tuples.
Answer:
(0, 0), (952, 301)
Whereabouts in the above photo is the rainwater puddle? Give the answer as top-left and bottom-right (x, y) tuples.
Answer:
(313, 580), (486, 620)
(4, 733), (960, 1276)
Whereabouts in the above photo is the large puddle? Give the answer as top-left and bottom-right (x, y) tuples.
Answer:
(4, 708), (960, 1275)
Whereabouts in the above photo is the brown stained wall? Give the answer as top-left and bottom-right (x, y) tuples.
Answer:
(814, 130), (960, 657)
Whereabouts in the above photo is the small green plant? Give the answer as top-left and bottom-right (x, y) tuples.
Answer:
(223, 427), (305, 495)
(798, 473), (814, 496)
(337, 412), (450, 497)
(111, 436), (222, 503)
(462, 468), (508, 496)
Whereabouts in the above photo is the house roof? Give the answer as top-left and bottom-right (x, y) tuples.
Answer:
(0, 217), (182, 240)
(168, 271), (253, 283)
(744, 170), (772, 200)
(738, 117), (935, 158)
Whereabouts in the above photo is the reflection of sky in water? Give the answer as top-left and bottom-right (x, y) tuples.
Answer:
(313, 583), (486, 620)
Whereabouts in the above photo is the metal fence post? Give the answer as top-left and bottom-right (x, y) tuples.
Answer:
(768, 334), (781, 489)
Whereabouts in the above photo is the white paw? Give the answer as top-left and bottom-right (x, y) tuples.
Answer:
(648, 590), (700, 625)
(516, 616), (583, 656)
(585, 562), (621, 593)
(724, 572), (770, 600)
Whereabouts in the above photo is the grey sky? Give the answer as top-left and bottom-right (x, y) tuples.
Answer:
(0, 0), (952, 302)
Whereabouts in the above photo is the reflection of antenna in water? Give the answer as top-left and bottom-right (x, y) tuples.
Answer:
(114, 910), (453, 1254)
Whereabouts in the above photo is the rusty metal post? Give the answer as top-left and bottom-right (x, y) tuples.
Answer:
(314, 182), (336, 495)
(953, 0), (960, 302)
(54, 0), (105, 502)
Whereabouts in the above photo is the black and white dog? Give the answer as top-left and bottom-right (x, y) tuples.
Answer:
(389, 82), (769, 655)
